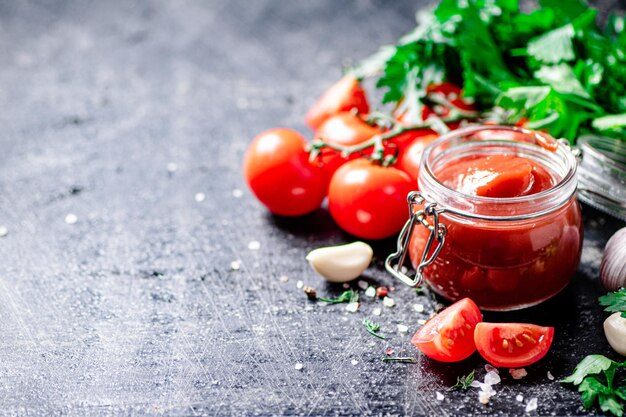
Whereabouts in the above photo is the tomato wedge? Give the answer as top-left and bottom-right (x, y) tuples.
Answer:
(411, 298), (482, 362)
(305, 75), (369, 130)
(474, 323), (554, 368)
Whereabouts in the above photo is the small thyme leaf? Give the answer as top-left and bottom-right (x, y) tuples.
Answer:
(318, 289), (355, 305)
(382, 357), (417, 363)
(363, 319), (386, 340)
(448, 370), (475, 391)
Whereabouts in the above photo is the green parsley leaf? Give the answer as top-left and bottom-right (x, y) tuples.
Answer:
(363, 319), (386, 340)
(318, 289), (357, 305)
(599, 289), (626, 318)
(600, 394), (624, 417)
(562, 355), (616, 385)
(448, 370), (475, 391)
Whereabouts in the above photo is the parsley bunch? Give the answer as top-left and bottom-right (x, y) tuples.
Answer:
(352, 0), (626, 142)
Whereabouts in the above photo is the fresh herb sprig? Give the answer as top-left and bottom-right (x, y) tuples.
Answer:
(599, 289), (626, 318)
(562, 355), (626, 417)
(363, 319), (386, 340)
(351, 0), (626, 142)
(318, 289), (359, 304)
(448, 370), (475, 391)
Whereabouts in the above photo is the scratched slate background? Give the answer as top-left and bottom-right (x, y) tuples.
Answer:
(0, 0), (625, 416)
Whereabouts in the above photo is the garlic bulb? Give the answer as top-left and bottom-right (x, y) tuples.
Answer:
(604, 312), (626, 356)
(305, 241), (373, 283)
(600, 227), (626, 291)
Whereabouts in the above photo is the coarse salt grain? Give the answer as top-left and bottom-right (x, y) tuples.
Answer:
(346, 302), (359, 313)
(547, 371), (554, 380)
(65, 213), (78, 224)
(436, 392), (444, 401)
(372, 307), (382, 316)
(342, 283), (350, 289)
(484, 371), (501, 386)
(485, 364), (499, 374)
(397, 324), (409, 333)
(194, 192), (206, 202)
(516, 394), (524, 402)
(166, 162), (178, 173)
(232, 188), (243, 198)
(230, 261), (240, 271)
(383, 297), (395, 308)
(478, 390), (492, 405)
(296, 280), (304, 289)
(357, 280), (369, 290)
(509, 368), (528, 380)
(525, 397), (538, 413)
(413, 304), (425, 313)
(0, 226), (7, 237)
(365, 287), (376, 298)
(351, 359), (359, 366)
(248, 240), (261, 250)
(279, 275), (289, 283)
(417, 319), (427, 325)
(294, 363), (303, 370)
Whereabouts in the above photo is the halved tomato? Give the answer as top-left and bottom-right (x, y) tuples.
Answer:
(411, 298), (482, 362)
(305, 75), (369, 130)
(474, 322), (554, 368)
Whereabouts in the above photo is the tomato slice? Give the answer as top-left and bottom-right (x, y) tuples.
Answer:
(305, 75), (370, 130)
(411, 298), (482, 362)
(474, 322), (554, 368)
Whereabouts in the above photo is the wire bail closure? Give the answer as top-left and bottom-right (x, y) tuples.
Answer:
(384, 191), (447, 287)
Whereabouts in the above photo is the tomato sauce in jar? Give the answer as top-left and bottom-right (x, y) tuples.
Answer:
(393, 126), (582, 311)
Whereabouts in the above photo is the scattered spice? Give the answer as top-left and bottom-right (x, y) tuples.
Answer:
(372, 307), (382, 316)
(363, 319), (386, 340)
(65, 213), (78, 224)
(525, 398), (538, 413)
(383, 297), (395, 308)
(385, 347), (395, 356)
(448, 370), (475, 391)
(509, 368), (528, 380)
(365, 286), (376, 298)
(376, 287), (389, 298)
(382, 357), (417, 363)
(303, 286), (317, 300)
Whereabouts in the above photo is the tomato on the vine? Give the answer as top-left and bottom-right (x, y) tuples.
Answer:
(328, 159), (414, 239)
(305, 75), (369, 130)
(243, 128), (326, 216)
(474, 322), (554, 368)
(397, 133), (439, 181)
(313, 112), (383, 179)
(411, 298), (482, 362)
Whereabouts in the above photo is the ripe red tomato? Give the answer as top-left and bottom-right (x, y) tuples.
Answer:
(397, 133), (438, 181)
(305, 75), (370, 130)
(313, 113), (383, 179)
(411, 298), (482, 362)
(426, 82), (477, 117)
(243, 128), (326, 216)
(474, 322), (554, 368)
(328, 159), (414, 239)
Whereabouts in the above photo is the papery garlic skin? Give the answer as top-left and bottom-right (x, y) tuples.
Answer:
(604, 312), (626, 356)
(306, 241), (373, 283)
(600, 227), (626, 291)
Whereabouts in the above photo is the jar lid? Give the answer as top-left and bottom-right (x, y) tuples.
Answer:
(576, 135), (626, 222)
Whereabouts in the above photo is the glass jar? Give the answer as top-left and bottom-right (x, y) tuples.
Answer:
(385, 125), (583, 311)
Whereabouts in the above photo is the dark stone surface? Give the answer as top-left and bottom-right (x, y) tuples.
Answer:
(0, 0), (624, 415)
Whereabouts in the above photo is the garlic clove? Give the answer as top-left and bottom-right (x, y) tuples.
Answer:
(305, 241), (373, 283)
(600, 227), (626, 292)
(604, 312), (626, 356)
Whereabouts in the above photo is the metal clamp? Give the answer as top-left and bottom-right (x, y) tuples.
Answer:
(384, 191), (447, 287)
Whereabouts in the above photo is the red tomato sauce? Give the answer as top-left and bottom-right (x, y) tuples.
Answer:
(409, 153), (582, 310)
